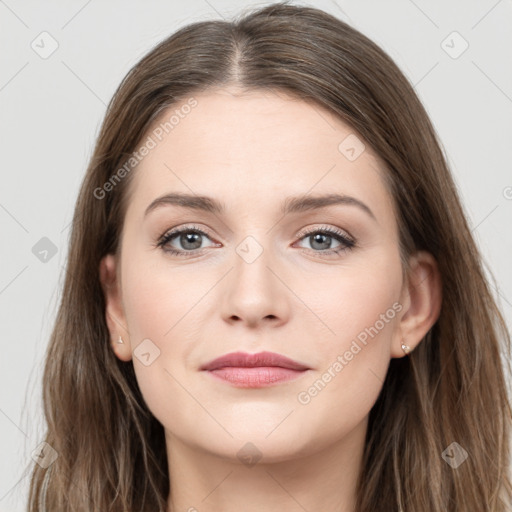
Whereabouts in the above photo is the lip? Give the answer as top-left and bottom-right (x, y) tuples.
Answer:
(200, 351), (310, 388)
(200, 351), (310, 371)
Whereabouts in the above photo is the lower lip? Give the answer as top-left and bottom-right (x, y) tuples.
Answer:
(204, 367), (308, 388)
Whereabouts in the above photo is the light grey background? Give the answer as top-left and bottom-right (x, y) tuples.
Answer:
(1, 0), (511, 509)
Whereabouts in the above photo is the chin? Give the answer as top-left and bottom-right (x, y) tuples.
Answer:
(193, 422), (317, 464)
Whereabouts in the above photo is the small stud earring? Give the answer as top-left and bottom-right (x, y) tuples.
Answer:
(401, 342), (410, 354)
(117, 335), (124, 344)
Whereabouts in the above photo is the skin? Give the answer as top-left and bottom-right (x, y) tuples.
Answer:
(99, 87), (442, 512)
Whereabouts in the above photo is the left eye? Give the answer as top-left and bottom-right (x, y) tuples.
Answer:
(295, 228), (355, 254)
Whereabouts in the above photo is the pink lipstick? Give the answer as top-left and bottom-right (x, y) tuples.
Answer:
(200, 351), (310, 388)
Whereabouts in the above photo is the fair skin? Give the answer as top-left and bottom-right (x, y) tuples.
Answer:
(99, 87), (442, 512)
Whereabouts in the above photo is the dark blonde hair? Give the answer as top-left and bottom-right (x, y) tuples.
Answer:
(26, 2), (512, 510)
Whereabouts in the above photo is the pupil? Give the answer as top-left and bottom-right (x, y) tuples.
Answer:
(181, 232), (201, 250)
(311, 233), (331, 250)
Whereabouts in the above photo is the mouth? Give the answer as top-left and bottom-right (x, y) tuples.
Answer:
(200, 351), (310, 388)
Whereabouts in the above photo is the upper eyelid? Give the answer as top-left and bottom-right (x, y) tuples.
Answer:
(296, 225), (353, 240)
(163, 224), (215, 240)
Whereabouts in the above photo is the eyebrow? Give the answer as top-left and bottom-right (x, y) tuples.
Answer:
(144, 192), (376, 221)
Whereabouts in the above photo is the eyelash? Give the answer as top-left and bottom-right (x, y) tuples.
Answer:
(155, 224), (356, 259)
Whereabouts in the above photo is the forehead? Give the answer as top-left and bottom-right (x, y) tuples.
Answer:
(125, 87), (394, 222)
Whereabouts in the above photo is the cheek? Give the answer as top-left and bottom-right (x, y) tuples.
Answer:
(119, 254), (193, 414)
(294, 252), (401, 400)
(290, 263), (401, 449)
(121, 263), (202, 431)
(121, 251), (203, 342)
(302, 249), (402, 350)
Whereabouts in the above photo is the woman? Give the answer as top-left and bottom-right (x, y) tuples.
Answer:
(26, 2), (512, 511)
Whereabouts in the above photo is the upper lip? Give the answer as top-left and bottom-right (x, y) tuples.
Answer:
(200, 351), (310, 371)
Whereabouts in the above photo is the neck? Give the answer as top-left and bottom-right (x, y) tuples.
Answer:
(166, 416), (367, 512)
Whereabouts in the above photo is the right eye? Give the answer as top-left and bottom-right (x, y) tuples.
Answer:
(156, 225), (218, 257)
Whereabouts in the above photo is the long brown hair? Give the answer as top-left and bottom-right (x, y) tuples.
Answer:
(25, 2), (512, 510)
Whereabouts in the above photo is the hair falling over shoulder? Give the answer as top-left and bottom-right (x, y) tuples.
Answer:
(25, 2), (512, 510)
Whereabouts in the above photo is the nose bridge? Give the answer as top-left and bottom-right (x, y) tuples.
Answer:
(233, 232), (276, 298)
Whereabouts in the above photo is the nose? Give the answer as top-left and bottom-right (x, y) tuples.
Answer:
(219, 238), (291, 329)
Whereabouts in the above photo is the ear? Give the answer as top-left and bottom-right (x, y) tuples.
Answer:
(99, 253), (132, 362)
(392, 250), (442, 358)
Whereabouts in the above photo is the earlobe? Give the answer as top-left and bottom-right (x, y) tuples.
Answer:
(99, 253), (132, 362)
(393, 250), (442, 358)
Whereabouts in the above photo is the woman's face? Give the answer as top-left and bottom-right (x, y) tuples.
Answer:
(102, 87), (410, 462)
